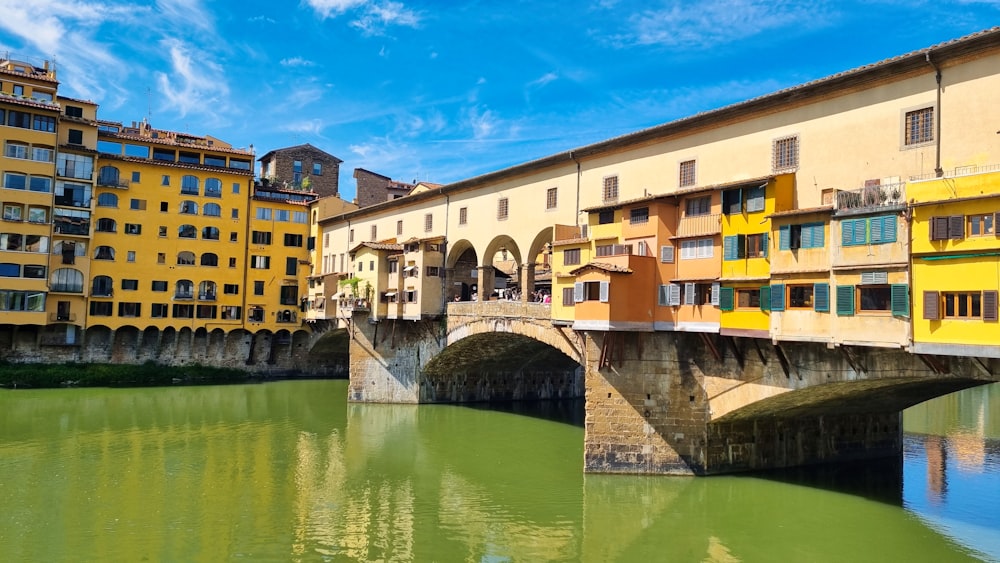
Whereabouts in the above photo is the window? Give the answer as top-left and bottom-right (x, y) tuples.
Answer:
(200, 253), (218, 266)
(121, 279), (138, 291)
(232, 182), (241, 194)
(254, 281), (264, 295)
(722, 189), (742, 215)
(160, 201), (168, 212)
(737, 288), (760, 309)
(90, 301), (113, 316)
(231, 208), (239, 219)
(130, 198), (146, 210)
(199, 281), (217, 300)
(33, 115), (56, 133)
(180, 200), (198, 214)
(57, 153), (93, 179)
(313, 162), (322, 175)
(202, 226), (219, 240)
(779, 223), (824, 250)
(630, 207), (649, 224)
(929, 216), (965, 241)
(679, 160), (696, 187)
(178, 225), (197, 238)
(181, 175), (199, 195)
(685, 196), (710, 217)
(745, 186), (766, 213)
(284, 233), (303, 247)
(252, 255), (270, 269)
(858, 285), (892, 312)
(12, 85), (24, 96)
(175, 280), (194, 299)
(203, 203), (221, 217)
(91, 276), (113, 297)
(131, 171), (141, 183)
(248, 306), (265, 322)
(602, 175), (619, 202)
(3, 204), (22, 221)
(660, 245), (675, 263)
(787, 285), (814, 308)
(286, 257), (297, 276)
(161, 175), (171, 186)
(564, 248), (581, 266)
(67, 129), (83, 144)
(157, 252), (166, 264)
(5, 141), (28, 159)
(968, 214), (994, 237)
(177, 251), (195, 265)
(3, 172), (26, 190)
(151, 304), (168, 318)
(204, 155), (225, 167)
(546, 187), (558, 210)
(94, 245), (115, 260)
(293, 211), (308, 224)
(204, 178), (222, 198)
(370, 225), (377, 240)
(497, 197), (509, 220)
(275, 209), (290, 222)
(349, 229), (354, 243)
(943, 292), (981, 319)
(114, 302), (140, 317)
(426, 266), (440, 277)
(230, 232), (238, 242)
(229, 257), (237, 268)
(65, 106), (84, 118)
(293, 160), (302, 183)
(459, 207), (468, 225)
(842, 215), (897, 246)
(172, 304), (194, 318)
(152, 280), (168, 292)
(680, 238), (713, 259)
(904, 107), (934, 146)
(221, 306), (242, 320)
(159, 226), (167, 237)
(746, 233), (768, 258)
(125, 223), (141, 235)
(224, 284), (239, 295)
(252, 231), (272, 245)
(280, 285), (298, 305)
(196, 305), (217, 319)
(773, 135), (799, 171)
(424, 213), (433, 232)
(51, 268), (84, 293)
(96, 218), (116, 233)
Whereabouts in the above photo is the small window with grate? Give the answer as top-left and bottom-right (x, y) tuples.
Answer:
(602, 175), (619, 202)
(546, 187), (558, 210)
(679, 160), (696, 187)
(772, 135), (799, 171)
(904, 107), (934, 146)
(497, 197), (509, 220)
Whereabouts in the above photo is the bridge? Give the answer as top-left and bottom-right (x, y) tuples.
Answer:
(342, 300), (998, 475)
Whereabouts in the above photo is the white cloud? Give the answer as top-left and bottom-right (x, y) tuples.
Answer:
(283, 119), (326, 135)
(303, 0), (366, 19)
(281, 57), (316, 67)
(464, 105), (500, 139)
(249, 15), (276, 23)
(156, 39), (230, 119)
(351, 2), (421, 35)
(527, 72), (559, 88)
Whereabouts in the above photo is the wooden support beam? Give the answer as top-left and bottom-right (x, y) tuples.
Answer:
(723, 335), (744, 369)
(773, 342), (798, 380)
(973, 357), (993, 377)
(840, 345), (867, 375)
(699, 332), (722, 363)
(917, 353), (950, 375)
(752, 338), (768, 366)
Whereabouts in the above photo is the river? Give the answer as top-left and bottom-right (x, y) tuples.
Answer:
(0, 380), (997, 562)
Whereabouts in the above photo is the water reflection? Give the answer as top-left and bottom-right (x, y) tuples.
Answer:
(0, 380), (996, 561)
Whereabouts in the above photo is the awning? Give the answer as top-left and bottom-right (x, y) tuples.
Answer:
(315, 297), (325, 308)
(332, 292), (343, 299)
(384, 291), (397, 297)
(403, 266), (417, 272)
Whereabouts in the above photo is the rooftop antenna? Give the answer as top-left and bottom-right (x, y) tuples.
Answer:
(146, 87), (152, 123)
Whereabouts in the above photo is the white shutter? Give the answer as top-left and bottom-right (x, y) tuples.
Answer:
(599, 281), (610, 303)
(660, 245), (674, 263)
(861, 271), (888, 285)
(658, 284), (669, 306)
(684, 283), (696, 305)
(668, 283), (681, 306)
(637, 241), (647, 256)
(574, 282), (584, 303)
(711, 282), (720, 306)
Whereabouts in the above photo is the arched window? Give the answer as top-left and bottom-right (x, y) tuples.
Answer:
(95, 218), (116, 233)
(175, 279), (194, 298)
(97, 166), (120, 187)
(181, 175), (199, 195)
(178, 224), (197, 238)
(179, 200), (198, 214)
(200, 253), (218, 267)
(91, 275), (113, 297)
(97, 192), (118, 207)
(198, 280), (217, 300)
(94, 245), (115, 260)
(203, 203), (221, 216)
(204, 178), (222, 198)
(51, 268), (83, 292)
(202, 226), (220, 240)
(177, 251), (195, 265)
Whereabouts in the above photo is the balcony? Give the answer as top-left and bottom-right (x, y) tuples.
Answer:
(96, 177), (130, 189)
(48, 313), (77, 322)
(676, 213), (721, 238)
(91, 289), (113, 298)
(338, 297), (370, 313)
(834, 182), (906, 214)
(174, 291), (194, 300)
(50, 284), (83, 293)
(198, 292), (217, 301)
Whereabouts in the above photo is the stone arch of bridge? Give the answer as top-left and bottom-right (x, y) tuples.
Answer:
(442, 313), (584, 368)
(446, 238), (477, 269)
(482, 234), (522, 267)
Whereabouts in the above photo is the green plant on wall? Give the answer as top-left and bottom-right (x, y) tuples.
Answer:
(363, 281), (372, 302)
(340, 276), (361, 297)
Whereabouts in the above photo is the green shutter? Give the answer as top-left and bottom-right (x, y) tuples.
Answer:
(836, 285), (855, 316)
(808, 222), (825, 248)
(814, 283), (830, 312)
(779, 225), (790, 250)
(841, 219), (857, 246)
(890, 284), (909, 317)
(759, 286), (771, 311)
(770, 284), (785, 311)
(723, 235), (737, 261)
(719, 287), (735, 311)
(737, 234), (747, 258)
(761, 232), (769, 258)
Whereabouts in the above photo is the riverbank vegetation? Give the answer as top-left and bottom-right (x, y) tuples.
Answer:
(0, 362), (252, 389)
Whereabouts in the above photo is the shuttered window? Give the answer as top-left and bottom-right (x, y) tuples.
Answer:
(891, 284), (910, 317)
(684, 283), (696, 305)
(719, 287), (735, 311)
(870, 215), (897, 244)
(836, 285), (855, 316)
(984, 290), (998, 322)
(574, 282), (584, 303)
(658, 284), (670, 306)
(668, 283), (681, 306)
(814, 283), (830, 312)
(929, 217), (949, 241)
(759, 286), (771, 311)
(860, 271), (888, 285)
(723, 235), (747, 261)
(711, 282), (721, 306)
(923, 290), (940, 320)
(660, 245), (675, 263)
(770, 284), (785, 311)
(599, 281), (610, 303)
(948, 215), (964, 240)
(842, 218), (867, 246)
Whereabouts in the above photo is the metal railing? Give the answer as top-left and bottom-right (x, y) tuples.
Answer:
(676, 213), (721, 237)
(834, 181), (906, 211)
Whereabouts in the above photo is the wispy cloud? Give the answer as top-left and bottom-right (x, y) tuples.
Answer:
(303, 0), (366, 19)
(249, 15), (276, 24)
(527, 72), (559, 88)
(303, 0), (420, 35)
(604, 0), (830, 49)
(283, 119), (326, 136)
(281, 57), (316, 67)
(156, 39), (229, 119)
(464, 105), (501, 139)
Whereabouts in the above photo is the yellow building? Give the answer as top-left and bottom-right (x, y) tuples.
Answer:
(550, 224), (591, 325)
(91, 119), (254, 332)
(247, 183), (317, 332)
(910, 168), (1000, 358)
(0, 59), (61, 329)
(767, 208), (833, 344)
(718, 175), (793, 338)
(305, 194), (358, 324)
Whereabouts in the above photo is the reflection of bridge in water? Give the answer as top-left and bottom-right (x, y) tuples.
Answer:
(347, 295), (1000, 475)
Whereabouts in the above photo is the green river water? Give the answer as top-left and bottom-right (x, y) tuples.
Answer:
(1, 379), (997, 562)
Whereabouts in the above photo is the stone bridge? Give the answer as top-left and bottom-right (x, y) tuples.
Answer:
(346, 303), (999, 475)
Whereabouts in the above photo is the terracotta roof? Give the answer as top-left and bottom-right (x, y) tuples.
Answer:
(98, 126), (253, 156)
(0, 92), (60, 112)
(349, 241), (404, 254)
(99, 153), (254, 176)
(57, 94), (98, 105)
(0, 63), (58, 84)
(768, 205), (834, 218)
(670, 276), (720, 283)
(581, 176), (772, 213)
(552, 237), (590, 247)
(569, 262), (633, 275)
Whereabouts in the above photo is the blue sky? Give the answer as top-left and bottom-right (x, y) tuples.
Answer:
(0, 1), (997, 201)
